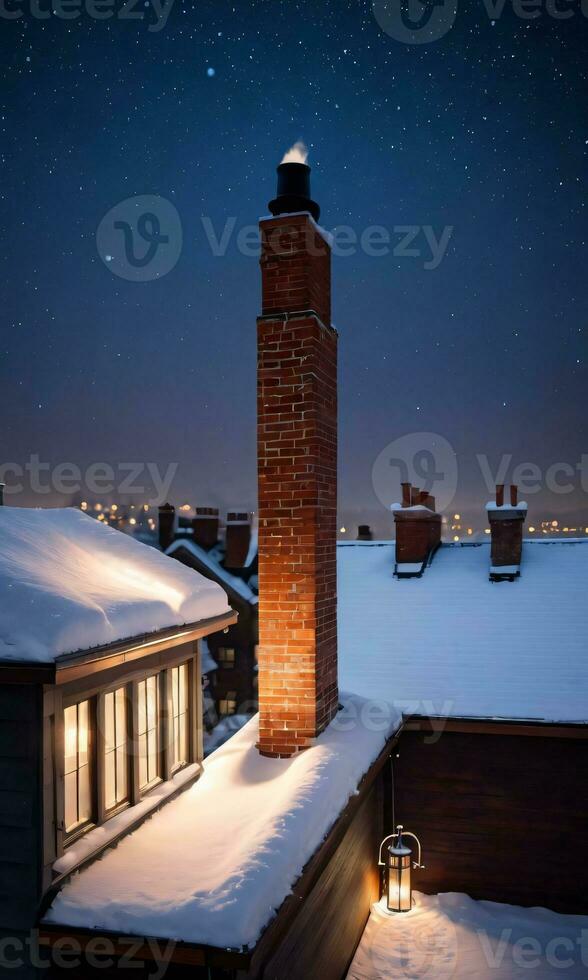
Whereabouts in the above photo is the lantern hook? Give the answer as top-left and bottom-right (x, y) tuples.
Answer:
(378, 824), (425, 870)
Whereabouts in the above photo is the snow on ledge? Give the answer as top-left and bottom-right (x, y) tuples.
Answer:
(44, 692), (402, 949)
(258, 211), (334, 247)
(53, 764), (201, 876)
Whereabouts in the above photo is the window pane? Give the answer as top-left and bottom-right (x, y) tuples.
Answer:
(139, 734), (147, 788)
(78, 763), (91, 824)
(180, 714), (188, 763)
(179, 664), (187, 713)
(103, 687), (128, 813)
(147, 676), (157, 728)
(64, 699), (93, 835)
(104, 692), (115, 754)
(116, 745), (128, 804)
(138, 681), (146, 734)
(64, 771), (77, 832)
(105, 751), (116, 812)
(148, 729), (157, 781)
(77, 701), (89, 768)
(170, 664), (190, 771)
(64, 705), (78, 775)
(115, 688), (126, 745)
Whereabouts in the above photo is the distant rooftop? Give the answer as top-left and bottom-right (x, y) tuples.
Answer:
(0, 508), (231, 663)
(338, 539), (588, 725)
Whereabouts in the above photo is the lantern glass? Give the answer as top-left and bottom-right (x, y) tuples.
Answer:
(387, 850), (412, 912)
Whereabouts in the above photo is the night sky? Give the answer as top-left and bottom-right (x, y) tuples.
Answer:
(2, 0), (587, 536)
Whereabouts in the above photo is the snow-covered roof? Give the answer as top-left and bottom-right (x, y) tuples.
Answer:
(44, 692), (400, 949)
(167, 538), (258, 606)
(338, 540), (588, 724)
(0, 508), (232, 663)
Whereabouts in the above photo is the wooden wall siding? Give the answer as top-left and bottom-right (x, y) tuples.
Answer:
(0, 685), (43, 939)
(252, 782), (382, 980)
(394, 730), (588, 914)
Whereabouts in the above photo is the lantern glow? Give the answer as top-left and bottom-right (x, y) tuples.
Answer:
(378, 824), (424, 913)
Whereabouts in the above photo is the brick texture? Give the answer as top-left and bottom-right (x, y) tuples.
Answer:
(489, 517), (524, 567)
(257, 214), (338, 758)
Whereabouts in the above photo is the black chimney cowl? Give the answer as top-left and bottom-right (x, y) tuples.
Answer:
(268, 162), (320, 222)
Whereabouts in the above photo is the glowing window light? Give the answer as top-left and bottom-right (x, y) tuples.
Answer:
(64, 700), (92, 834)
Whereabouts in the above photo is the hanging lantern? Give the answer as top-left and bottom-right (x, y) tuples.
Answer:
(378, 824), (424, 913)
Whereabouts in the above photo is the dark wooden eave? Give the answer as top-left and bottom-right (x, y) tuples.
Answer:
(0, 610), (237, 685)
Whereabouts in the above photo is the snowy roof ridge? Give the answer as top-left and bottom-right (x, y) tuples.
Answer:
(0, 508), (231, 663)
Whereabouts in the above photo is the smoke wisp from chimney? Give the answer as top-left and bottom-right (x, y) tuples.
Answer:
(280, 140), (309, 165)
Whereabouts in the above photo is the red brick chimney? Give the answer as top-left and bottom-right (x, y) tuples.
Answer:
(487, 484), (527, 581)
(192, 507), (219, 551)
(224, 512), (252, 569)
(257, 158), (338, 758)
(393, 483), (441, 577)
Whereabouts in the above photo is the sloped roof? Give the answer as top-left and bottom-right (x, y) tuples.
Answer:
(0, 508), (231, 663)
(338, 540), (588, 724)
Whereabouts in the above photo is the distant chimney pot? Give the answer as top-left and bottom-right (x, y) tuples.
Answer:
(158, 503), (175, 551)
(225, 512), (252, 569)
(393, 485), (442, 576)
(192, 507), (219, 550)
(486, 488), (528, 580)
